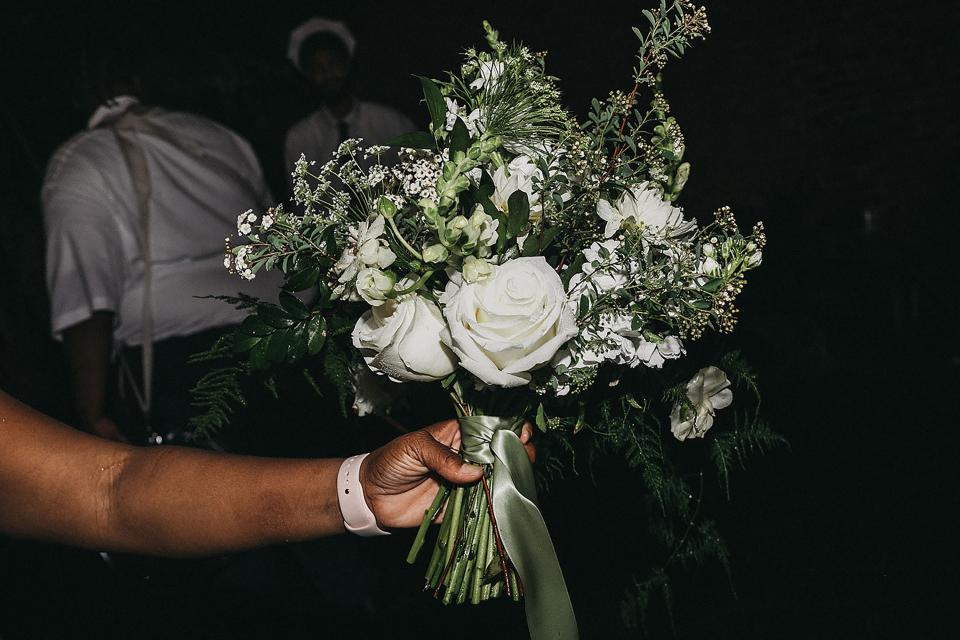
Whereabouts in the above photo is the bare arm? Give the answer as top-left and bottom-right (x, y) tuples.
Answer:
(61, 311), (125, 441)
(0, 391), (530, 557)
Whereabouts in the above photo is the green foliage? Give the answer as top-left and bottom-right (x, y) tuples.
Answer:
(186, 334), (247, 440)
(711, 413), (788, 498)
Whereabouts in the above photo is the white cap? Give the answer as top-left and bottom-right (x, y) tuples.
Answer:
(287, 17), (356, 72)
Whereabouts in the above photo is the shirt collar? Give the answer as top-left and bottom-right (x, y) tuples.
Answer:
(87, 95), (141, 130)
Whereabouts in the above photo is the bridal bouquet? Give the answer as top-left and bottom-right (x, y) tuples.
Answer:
(210, 2), (774, 637)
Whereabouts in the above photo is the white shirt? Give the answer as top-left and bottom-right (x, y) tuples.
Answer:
(43, 98), (283, 346)
(283, 100), (415, 178)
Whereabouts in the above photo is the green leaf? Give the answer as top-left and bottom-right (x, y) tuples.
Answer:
(417, 76), (446, 134)
(239, 314), (272, 337)
(249, 335), (270, 370)
(285, 265), (321, 292)
(449, 117), (470, 154)
(506, 190), (530, 238)
(535, 403), (547, 432)
(306, 314), (327, 356)
(279, 291), (309, 320)
(266, 329), (291, 364)
(233, 333), (261, 353)
(578, 294), (590, 317)
(258, 305), (294, 329)
(701, 278), (724, 293)
(387, 131), (437, 150)
(520, 227), (560, 257)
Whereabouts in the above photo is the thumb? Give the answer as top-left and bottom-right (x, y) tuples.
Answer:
(417, 434), (484, 484)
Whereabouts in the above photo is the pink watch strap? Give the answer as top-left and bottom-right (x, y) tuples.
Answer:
(337, 454), (390, 537)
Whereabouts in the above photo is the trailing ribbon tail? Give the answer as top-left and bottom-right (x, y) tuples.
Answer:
(459, 416), (579, 640)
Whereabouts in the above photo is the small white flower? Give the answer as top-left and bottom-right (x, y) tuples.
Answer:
(469, 60), (504, 91)
(334, 215), (397, 285)
(670, 366), (733, 441)
(597, 183), (691, 239)
(261, 214), (274, 230)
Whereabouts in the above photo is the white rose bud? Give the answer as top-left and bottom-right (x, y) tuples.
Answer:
(440, 257), (579, 387)
(352, 295), (458, 382)
(355, 267), (396, 306)
(462, 256), (494, 283)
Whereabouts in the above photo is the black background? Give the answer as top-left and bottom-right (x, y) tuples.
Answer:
(1, 0), (959, 638)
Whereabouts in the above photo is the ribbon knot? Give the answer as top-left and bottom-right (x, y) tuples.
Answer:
(458, 415), (579, 640)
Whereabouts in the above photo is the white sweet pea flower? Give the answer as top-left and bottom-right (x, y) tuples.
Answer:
(355, 267), (396, 306)
(352, 295), (458, 382)
(469, 60), (504, 91)
(597, 183), (691, 239)
(334, 215), (397, 285)
(440, 257), (579, 387)
(670, 366), (733, 441)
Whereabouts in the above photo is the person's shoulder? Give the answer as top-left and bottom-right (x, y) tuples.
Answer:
(153, 109), (246, 144)
(43, 129), (117, 192)
(286, 109), (326, 139)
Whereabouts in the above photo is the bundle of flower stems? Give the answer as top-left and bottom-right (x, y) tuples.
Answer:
(407, 472), (522, 604)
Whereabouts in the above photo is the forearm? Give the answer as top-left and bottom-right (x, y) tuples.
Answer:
(62, 312), (114, 428)
(0, 392), (346, 556)
(107, 446), (346, 556)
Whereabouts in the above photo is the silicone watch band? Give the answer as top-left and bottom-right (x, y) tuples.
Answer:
(337, 454), (390, 537)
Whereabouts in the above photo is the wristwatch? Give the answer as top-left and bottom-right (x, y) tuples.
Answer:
(336, 454), (390, 537)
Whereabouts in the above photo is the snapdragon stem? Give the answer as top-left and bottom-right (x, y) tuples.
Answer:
(387, 215), (423, 260)
(407, 484), (450, 564)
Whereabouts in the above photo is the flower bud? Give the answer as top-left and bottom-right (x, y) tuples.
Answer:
(481, 136), (501, 154)
(462, 255), (494, 283)
(355, 268), (396, 306)
(702, 242), (716, 257)
(422, 243), (449, 264)
(378, 196), (397, 218)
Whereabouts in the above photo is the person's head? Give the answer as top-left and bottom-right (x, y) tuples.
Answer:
(71, 36), (143, 120)
(298, 31), (353, 103)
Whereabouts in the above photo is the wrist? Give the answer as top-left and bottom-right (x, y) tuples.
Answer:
(336, 454), (389, 537)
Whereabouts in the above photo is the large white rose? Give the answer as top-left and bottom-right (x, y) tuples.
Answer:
(352, 295), (457, 382)
(441, 257), (579, 387)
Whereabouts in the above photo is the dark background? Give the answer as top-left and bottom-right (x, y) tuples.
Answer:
(1, 0), (959, 638)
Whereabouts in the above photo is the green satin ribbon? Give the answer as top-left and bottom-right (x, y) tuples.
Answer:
(459, 415), (579, 640)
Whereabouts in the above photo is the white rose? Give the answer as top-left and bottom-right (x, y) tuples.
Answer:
(441, 257), (578, 387)
(355, 267), (395, 306)
(670, 366), (733, 441)
(352, 295), (458, 382)
(597, 183), (690, 239)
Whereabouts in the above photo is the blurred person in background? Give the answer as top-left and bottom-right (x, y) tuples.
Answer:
(42, 45), (284, 444)
(283, 17), (414, 181)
